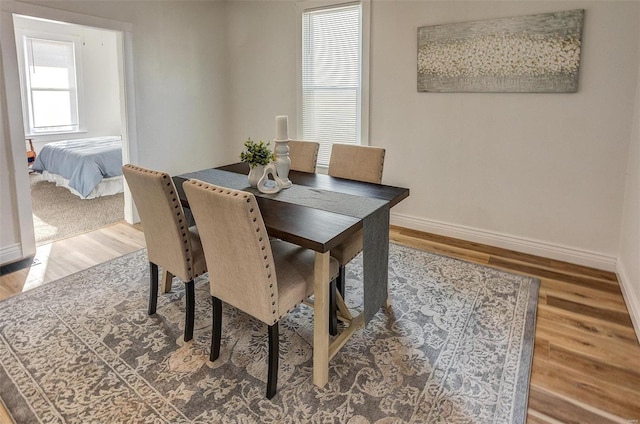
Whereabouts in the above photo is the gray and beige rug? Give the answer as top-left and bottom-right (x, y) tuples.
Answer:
(0, 243), (539, 423)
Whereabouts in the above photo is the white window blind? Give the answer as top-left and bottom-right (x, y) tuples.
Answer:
(302, 4), (361, 166)
(24, 37), (79, 134)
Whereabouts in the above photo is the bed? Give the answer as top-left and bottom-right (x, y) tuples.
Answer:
(31, 136), (123, 199)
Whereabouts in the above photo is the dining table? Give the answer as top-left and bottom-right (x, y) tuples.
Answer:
(173, 162), (409, 387)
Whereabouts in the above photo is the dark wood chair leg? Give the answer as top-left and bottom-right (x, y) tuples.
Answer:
(148, 262), (159, 315)
(266, 323), (279, 399)
(184, 280), (195, 342)
(210, 297), (222, 361)
(329, 279), (338, 336)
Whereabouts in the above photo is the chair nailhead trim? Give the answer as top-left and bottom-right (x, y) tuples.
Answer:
(189, 180), (280, 319)
(124, 165), (202, 281)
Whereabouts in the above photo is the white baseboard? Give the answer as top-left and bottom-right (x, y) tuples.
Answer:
(390, 213), (618, 272)
(616, 260), (640, 343)
(0, 243), (24, 267)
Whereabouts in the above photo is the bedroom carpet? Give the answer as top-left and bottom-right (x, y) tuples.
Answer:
(30, 173), (123, 245)
(0, 243), (539, 423)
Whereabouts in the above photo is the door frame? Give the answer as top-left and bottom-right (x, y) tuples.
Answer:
(0, 0), (138, 261)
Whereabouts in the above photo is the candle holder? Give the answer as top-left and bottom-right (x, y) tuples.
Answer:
(274, 115), (292, 188)
(273, 138), (292, 188)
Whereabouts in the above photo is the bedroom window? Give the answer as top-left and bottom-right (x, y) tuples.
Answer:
(299, 2), (369, 167)
(19, 34), (82, 135)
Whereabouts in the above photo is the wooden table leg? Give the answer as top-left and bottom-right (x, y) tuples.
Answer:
(161, 270), (174, 293)
(313, 251), (330, 387)
(385, 285), (391, 308)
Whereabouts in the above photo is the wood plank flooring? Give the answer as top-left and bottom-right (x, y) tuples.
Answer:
(0, 223), (638, 423)
(390, 226), (640, 424)
(0, 222), (145, 303)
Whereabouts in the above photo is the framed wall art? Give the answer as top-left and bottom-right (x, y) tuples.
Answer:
(417, 9), (584, 93)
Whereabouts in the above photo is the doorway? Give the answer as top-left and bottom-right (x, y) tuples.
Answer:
(14, 15), (125, 246)
(0, 1), (138, 262)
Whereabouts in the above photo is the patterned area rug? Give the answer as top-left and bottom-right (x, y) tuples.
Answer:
(0, 244), (539, 423)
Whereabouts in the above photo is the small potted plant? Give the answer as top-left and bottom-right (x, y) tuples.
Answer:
(240, 138), (274, 187)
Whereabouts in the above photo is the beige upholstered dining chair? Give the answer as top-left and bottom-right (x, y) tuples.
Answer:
(327, 144), (386, 314)
(122, 164), (207, 342)
(328, 143), (385, 184)
(183, 179), (339, 399)
(288, 140), (320, 173)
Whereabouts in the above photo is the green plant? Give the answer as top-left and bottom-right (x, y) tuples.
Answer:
(239, 138), (274, 167)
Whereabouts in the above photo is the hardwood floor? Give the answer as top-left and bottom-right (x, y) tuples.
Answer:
(390, 226), (640, 424)
(0, 222), (145, 303)
(0, 223), (638, 423)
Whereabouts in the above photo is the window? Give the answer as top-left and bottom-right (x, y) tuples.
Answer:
(300, 2), (368, 166)
(19, 33), (82, 135)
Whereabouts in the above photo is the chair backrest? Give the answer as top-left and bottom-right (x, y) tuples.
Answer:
(122, 164), (195, 282)
(182, 180), (279, 325)
(328, 144), (385, 184)
(288, 140), (319, 173)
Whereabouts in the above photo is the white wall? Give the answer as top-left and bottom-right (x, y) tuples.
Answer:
(79, 26), (121, 142)
(225, 1), (298, 159)
(118, 1), (230, 172)
(0, 52), (23, 263)
(226, 1), (640, 271)
(618, 58), (640, 340)
(1, 7), (35, 265)
(372, 2), (639, 270)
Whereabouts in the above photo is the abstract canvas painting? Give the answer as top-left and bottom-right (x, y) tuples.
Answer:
(417, 10), (584, 93)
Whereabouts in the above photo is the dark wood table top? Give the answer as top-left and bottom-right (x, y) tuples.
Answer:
(174, 163), (409, 253)
(217, 163), (410, 208)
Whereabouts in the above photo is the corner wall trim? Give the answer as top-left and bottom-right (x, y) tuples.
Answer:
(390, 213), (618, 272)
(616, 261), (640, 343)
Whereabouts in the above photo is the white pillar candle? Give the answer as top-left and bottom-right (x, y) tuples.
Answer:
(276, 115), (288, 141)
